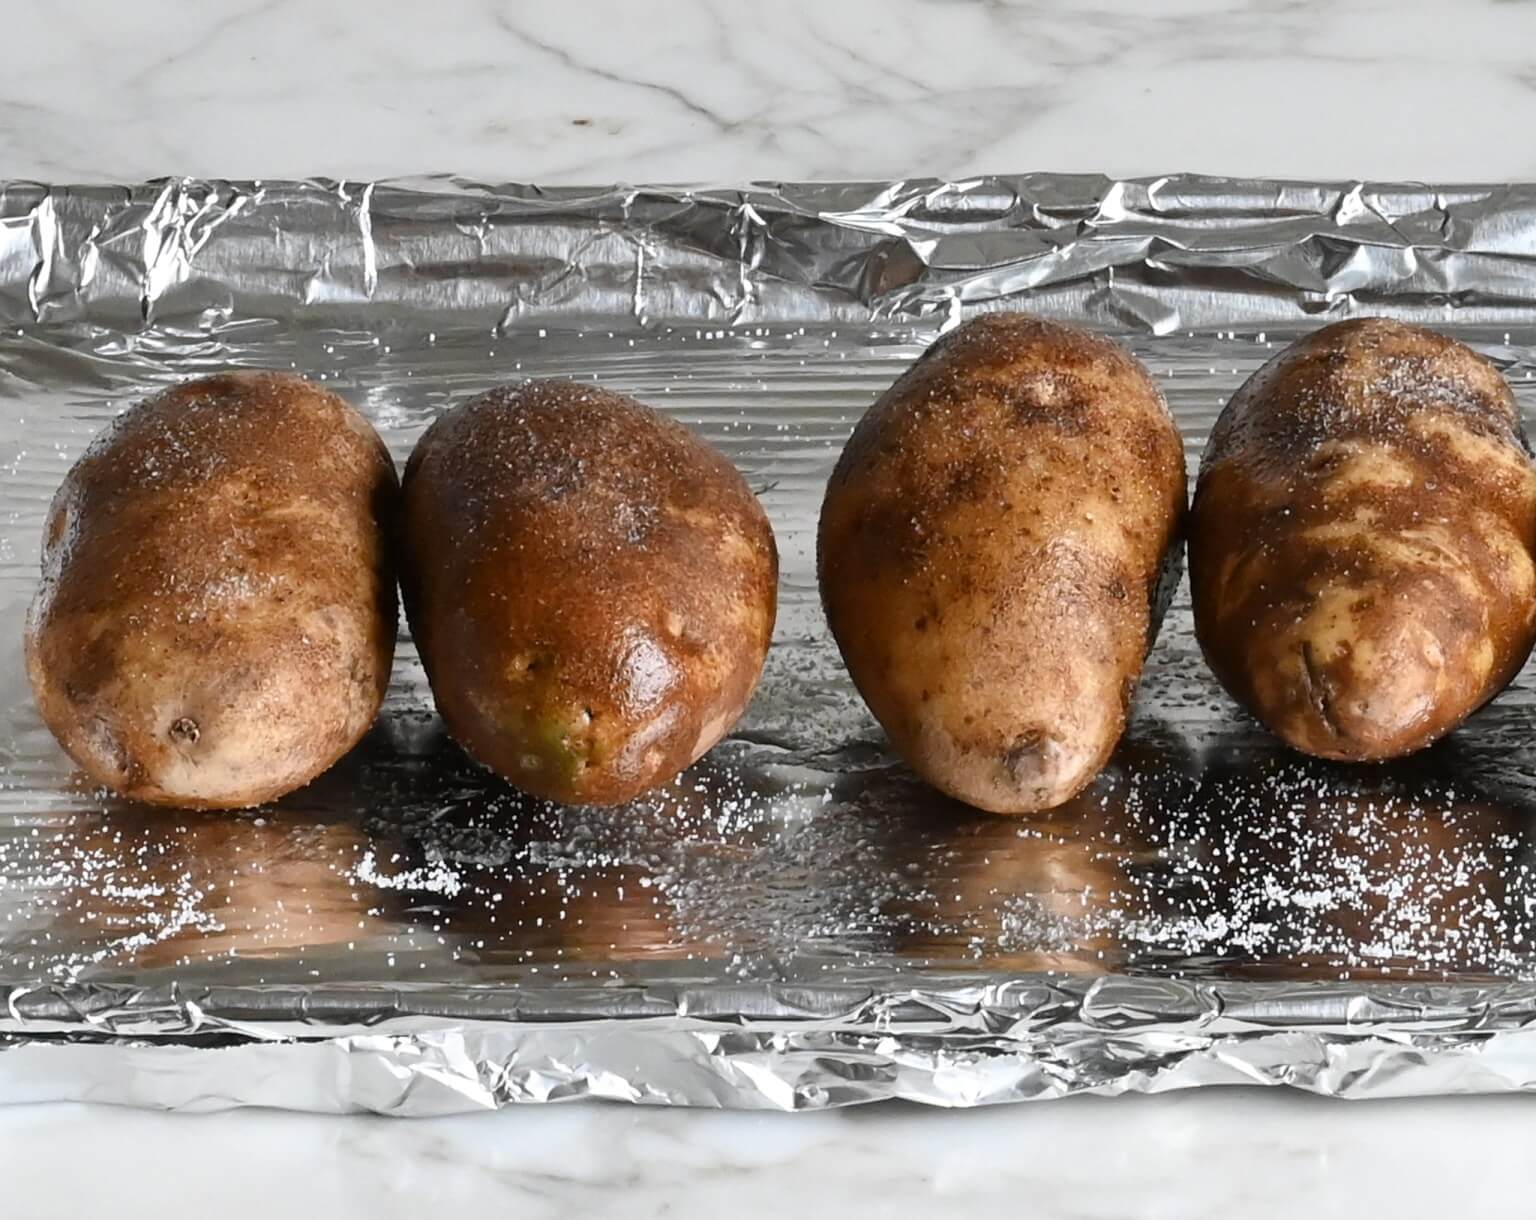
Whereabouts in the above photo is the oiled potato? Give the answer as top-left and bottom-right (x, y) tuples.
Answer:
(818, 314), (1187, 815)
(25, 372), (399, 809)
(1190, 318), (1536, 760)
(399, 380), (777, 806)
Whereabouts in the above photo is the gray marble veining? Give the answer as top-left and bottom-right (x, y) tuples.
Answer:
(5, 0), (1535, 184)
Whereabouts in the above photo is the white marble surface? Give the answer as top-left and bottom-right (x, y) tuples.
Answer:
(7, 0), (1536, 185)
(4, 1089), (1534, 1218)
(4, 0), (1535, 1215)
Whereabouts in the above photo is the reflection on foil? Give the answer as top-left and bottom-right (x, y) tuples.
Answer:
(1143, 740), (1536, 982)
(31, 808), (391, 971)
(7, 176), (1536, 1111)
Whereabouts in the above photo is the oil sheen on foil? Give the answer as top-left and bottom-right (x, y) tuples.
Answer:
(5, 175), (1536, 1113)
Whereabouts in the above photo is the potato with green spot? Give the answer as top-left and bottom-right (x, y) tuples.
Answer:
(399, 380), (778, 805)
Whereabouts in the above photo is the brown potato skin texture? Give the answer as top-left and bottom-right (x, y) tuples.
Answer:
(1190, 318), (1536, 761)
(25, 372), (399, 809)
(818, 314), (1187, 815)
(399, 380), (778, 806)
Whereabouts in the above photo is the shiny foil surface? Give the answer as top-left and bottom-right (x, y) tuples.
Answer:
(5, 175), (1536, 1112)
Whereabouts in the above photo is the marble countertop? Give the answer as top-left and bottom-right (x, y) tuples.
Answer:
(11, 0), (1536, 185)
(6, 0), (1535, 1215)
(5, 1089), (1533, 1218)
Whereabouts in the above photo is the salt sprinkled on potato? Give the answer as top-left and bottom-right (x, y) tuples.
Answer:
(399, 379), (777, 806)
(818, 313), (1187, 815)
(25, 372), (399, 809)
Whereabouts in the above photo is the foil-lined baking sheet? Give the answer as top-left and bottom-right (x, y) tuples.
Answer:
(6, 175), (1536, 1112)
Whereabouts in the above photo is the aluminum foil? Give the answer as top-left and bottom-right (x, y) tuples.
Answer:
(6, 175), (1536, 1112)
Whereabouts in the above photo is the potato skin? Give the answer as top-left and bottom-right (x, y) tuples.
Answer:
(818, 313), (1187, 815)
(1190, 318), (1536, 760)
(25, 372), (399, 809)
(399, 380), (778, 806)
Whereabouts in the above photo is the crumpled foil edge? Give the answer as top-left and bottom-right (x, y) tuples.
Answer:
(7, 975), (1536, 1111)
(8, 174), (1536, 334)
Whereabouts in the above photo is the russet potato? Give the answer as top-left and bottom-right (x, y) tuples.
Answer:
(818, 314), (1186, 815)
(399, 379), (777, 806)
(26, 372), (399, 808)
(1190, 318), (1536, 760)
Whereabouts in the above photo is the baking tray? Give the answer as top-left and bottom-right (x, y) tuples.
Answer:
(6, 175), (1536, 1113)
